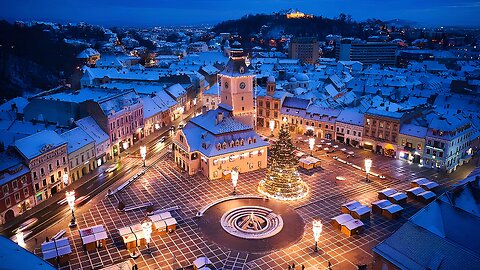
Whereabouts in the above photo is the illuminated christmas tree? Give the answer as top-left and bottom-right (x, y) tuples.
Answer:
(258, 124), (308, 200)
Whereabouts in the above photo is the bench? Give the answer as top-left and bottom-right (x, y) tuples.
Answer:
(123, 202), (153, 212)
(51, 229), (66, 241)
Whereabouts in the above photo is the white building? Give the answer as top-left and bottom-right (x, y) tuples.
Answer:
(424, 115), (474, 173)
(61, 127), (96, 182)
(202, 84), (220, 111)
(75, 116), (110, 167)
(335, 109), (364, 147)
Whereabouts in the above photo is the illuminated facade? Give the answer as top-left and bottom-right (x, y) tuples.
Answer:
(286, 10), (313, 19)
(173, 43), (268, 179)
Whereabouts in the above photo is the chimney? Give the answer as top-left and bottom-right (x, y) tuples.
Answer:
(202, 106), (207, 115)
(216, 112), (224, 124)
(267, 79), (276, 96)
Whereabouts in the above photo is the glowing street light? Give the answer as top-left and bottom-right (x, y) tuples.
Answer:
(16, 230), (25, 248)
(66, 191), (76, 227)
(312, 219), (323, 252)
(269, 120), (275, 137)
(142, 217), (153, 254)
(309, 137), (315, 156)
(140, 146), (147, 167)
(231, 169), (239, 195)
(364, 159), (372, 183)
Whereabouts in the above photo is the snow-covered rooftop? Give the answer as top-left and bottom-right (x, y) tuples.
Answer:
(15, 130), (66, 160)
(61, 127), (94, 154)
(75, 117), (109, 145)
(400, 123), (428, 138)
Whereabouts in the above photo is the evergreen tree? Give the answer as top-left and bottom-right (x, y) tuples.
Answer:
(258, 124), (308, 200)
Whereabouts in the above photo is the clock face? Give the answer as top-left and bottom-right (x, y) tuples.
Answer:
(224, 81), (229, 89)
(240, 82), (246, 89)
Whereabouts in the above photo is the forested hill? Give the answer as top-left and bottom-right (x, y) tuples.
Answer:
(0, 20), (107, 100)
(212, 13), (376, 39)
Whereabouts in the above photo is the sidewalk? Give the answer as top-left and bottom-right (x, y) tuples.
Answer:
(0, 162), (109, 233)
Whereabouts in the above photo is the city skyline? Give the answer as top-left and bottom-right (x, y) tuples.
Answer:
(1, 0), (480, 27)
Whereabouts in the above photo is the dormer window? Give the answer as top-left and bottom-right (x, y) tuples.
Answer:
(240, 139), (244, 145)
(217, 143), (221, 150)
(230, 141), (234, 148)
(235, 140), (240, 146)
(239, 67), (245, 74)
(253, 138), (257, 143)
(248, 138), (252, 144)
(222, 142), (227, 149)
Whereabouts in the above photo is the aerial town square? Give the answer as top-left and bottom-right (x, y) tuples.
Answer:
(0, 1), (480, 270)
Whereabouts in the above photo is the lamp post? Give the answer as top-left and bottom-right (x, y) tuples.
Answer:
(364, 159), (372, 183)
(142, 217), (153, 254)
(309, 137), (315, 156)
(140, 146), (147, 167)
(312, 219), (323, 252)
(231, 169), (239, 195)
(16, 230), (25, 248)
(269, 120), (275, 137)
(66, 191), (76, 227)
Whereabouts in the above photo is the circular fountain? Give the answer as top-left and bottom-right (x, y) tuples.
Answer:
(198, 198), (304, 253)
(220, 206), (283, 239)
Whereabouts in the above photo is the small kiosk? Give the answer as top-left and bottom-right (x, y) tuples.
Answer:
(80, 225), (108, 251)
(41, 237), (72, 265)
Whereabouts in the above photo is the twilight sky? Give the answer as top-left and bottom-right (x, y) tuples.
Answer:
(1, 0), (479, 27)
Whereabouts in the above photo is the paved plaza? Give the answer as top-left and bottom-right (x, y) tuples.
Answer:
(29, 142), (477, 270)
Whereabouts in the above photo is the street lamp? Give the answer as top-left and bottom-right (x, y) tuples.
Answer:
(16, 230), (25, 248)
(231, 169), (239, 195)
(364, 159), (372, 183)
(309, 137), (315, 156)
(66, 191), (76, 227)
(312, 219), (323, 252)
(142, 217), (153, 254)
(269, 120), (275, 137)
(140, 146), (147, 167)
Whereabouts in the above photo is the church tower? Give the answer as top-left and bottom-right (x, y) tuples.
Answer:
(218, 42), (255, 127)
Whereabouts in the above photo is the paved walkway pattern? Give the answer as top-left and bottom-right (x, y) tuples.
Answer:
(29, 142), (477, 270)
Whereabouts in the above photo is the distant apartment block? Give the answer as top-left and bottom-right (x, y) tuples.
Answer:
(336, 41), (397, 66)
(288, 37), (320, 64)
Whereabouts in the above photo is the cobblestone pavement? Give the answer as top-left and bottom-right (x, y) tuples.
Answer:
(28, 142), (477, 270)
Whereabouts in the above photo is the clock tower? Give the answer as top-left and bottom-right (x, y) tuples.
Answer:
(219, 42), (255, 127)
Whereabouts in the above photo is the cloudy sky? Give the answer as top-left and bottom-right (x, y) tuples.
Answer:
(1, 0), (479, 27)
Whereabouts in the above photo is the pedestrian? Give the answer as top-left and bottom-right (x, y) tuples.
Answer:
(45, 236), (49, 242)
(301, 265), (305, 270)
(288, 265), (291, 270)
(328, 260), (332, 270)
(292, 262), (295, 268)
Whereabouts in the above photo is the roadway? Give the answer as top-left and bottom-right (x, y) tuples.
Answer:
(1, 107), (198, 241)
